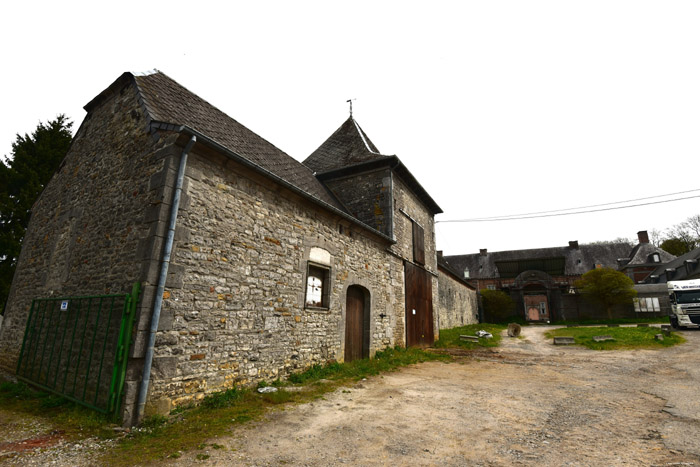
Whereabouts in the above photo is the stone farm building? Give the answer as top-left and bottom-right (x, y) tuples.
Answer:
(0, 71), (476, 424)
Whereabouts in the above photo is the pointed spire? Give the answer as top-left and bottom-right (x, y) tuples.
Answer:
(346, 99), (356, 117)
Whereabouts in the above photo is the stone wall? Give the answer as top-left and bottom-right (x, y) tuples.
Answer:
(0, 80), (167, 378)
(324, 168), (393, 238)
(390, 174), (439, 340)
(144, 149), (407, 412)
(438, 267), (478, 329)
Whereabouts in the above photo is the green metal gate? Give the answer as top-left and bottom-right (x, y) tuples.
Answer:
(16, 283), (140, 414)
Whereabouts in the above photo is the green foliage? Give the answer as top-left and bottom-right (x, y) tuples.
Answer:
(479, 289), (516, 322)
(288, 346), (447, 385)
(660, 237), (693, 256)
(434, 323), (506, 348)
(140, 414), (169, 429)
(545, 326), (684, 350)
(201, 387), (244, 409)
(0, 115), (73, 312)
(574, 268), (637, 319)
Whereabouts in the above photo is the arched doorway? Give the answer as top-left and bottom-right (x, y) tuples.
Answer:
(345, 285), (370, 362)
(513, 270), (555, 322)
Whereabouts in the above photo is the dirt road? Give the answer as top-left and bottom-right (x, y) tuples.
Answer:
(173, 326), (700, 466)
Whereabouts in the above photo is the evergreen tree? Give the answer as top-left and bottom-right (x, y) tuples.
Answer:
(0, 115), (73, 312)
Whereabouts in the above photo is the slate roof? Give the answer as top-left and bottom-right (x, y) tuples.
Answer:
(303, 117), (391, 173)
(305, 117), (443, 215)
(437, 255), (476, 290)
(646, 247), (700, 282)
(86, 71), (342, 210)
(621, 242), (675, 268)
(443, 243), (633, 279)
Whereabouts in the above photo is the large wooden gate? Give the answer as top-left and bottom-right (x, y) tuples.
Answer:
(345, 285), (369, 362)
(405, 262), (434, 347)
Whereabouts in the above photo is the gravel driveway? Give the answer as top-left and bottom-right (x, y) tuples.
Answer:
(172, 325), (700, 466)
(4, 326), (700, 466)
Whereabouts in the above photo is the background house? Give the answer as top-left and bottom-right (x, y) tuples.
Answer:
(444, 231), (673, 322)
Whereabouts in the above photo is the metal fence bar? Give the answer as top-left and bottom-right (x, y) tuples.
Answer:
(51, 301), (72, 390)
(109, 283), (140, 413)
(28, 300), (48, 381)
(16, 285), (140, 415)
(38, 300), (59, 384)
(16, 300), (37, 375)
(82, 297), (102, 400)
(62, 298), (82, 393)
(71, 298), (92, 397)
(93, 295), (116, 407)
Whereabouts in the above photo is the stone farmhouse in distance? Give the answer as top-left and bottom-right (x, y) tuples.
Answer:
(0, 70), (476, 424)
(443, 231), (674, 322)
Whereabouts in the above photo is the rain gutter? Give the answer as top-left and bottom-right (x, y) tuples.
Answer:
(135, 133), (196, 423)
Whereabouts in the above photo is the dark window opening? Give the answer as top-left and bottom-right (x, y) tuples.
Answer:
(412, 221), (425, 265)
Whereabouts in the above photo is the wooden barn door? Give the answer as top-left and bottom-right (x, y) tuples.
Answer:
(345, 286), (367, 362)
(405, 262), (434, 348)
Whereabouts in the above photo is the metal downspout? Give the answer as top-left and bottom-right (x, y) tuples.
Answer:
(135, 135), (196, 422)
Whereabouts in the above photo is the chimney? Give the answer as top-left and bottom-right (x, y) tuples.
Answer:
(437, 250), (443, 259)
(568, 241), (579, 249)
(637, 230), (649, 244)
(479, 249), (488, 256)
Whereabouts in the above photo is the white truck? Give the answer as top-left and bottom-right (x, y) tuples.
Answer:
(668, 279), (700, 329)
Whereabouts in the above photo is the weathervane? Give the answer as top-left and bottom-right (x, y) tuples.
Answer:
(346, 98), (356, 117)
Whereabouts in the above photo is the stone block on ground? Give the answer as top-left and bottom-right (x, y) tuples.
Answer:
(592, 335), (614, 342)
(655, 334), (664, 341)
(460, 335), (479, 343)
(553, 336), (575, 345)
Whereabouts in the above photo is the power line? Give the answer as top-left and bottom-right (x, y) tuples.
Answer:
(437, 194), (700, 223)
(438, 188), (700, 222)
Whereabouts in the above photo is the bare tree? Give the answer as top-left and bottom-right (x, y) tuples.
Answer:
(648, 228), (663, 247)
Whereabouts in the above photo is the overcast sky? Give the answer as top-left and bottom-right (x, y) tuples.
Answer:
(2, 1), (698, 255)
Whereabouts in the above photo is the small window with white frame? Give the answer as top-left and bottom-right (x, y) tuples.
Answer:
(305, 263), (330, 309)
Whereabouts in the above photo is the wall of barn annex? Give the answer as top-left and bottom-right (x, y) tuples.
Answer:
(144, 149), (407, 412)
(389, 174), (439, 340)
(437, 268), (478, 329)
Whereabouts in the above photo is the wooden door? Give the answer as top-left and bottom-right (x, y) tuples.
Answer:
(345, 286), (365, 362)
(524, 294), (548, 321)
(405, 262), (434, 347)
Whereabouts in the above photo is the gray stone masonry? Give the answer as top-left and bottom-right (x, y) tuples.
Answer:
(0, 80), (177, 424)
(145, 150), (407, 411)
(438, 269), (478, 329)
(324, 168), (393, 238)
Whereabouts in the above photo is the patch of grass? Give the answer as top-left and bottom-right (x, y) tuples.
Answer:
(552, 316), (670, 326)
(0, 378), (117, 439)
(201, 387), (244, 409)
(101, 346), (447, 465)
(433, 323), (507, 349)
(288, 346), (447, 385)
(545, 326), (685, 350)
